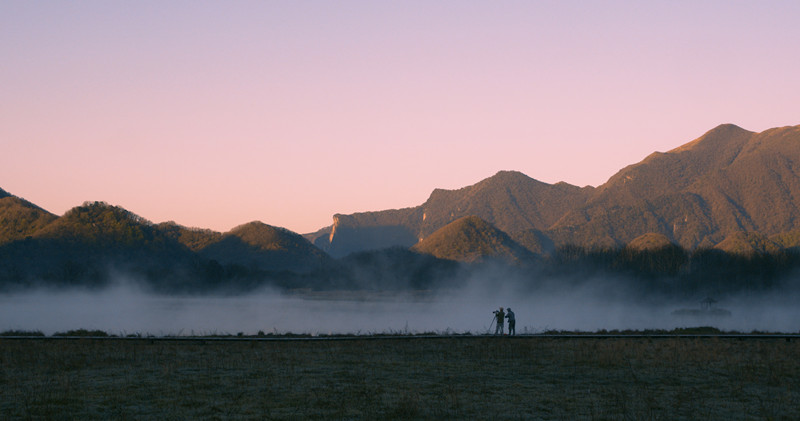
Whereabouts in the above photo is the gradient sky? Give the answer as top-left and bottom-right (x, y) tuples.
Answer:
(2, 1), (799, 234)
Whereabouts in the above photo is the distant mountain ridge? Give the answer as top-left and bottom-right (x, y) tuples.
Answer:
(309, 124), (800, 256)
(551, 124), (800, 249)
(0, 201), (332, 292)
(309, 171), (594, 257)
(6, 123), (800, 294)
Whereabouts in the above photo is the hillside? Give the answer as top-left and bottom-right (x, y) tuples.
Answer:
(713, 232), (783, 255)
(418, 171), (594, 237)
(411, 216), (535, 263)
(200, 221), (331, 273)
(312, 171), (593, 257)
(511, 228), (556, 255)
(0, 201), (213, 291)
(157, 222), (223, 252)
(0, 201), (333, 292)
(550, 124), (800, 249)
(33, 201), (161, 247)
(626, 233), (677, 252)
(0, 191), (57, 244)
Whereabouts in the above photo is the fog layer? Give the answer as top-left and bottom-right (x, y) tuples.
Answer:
(2, 277), (799, 335)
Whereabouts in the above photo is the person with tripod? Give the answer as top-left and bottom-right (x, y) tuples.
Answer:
(506, 307), (516, 336)
(492, 307), (505, 335)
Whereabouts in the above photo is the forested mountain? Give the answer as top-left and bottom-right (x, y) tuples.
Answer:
(199, 221), (331, 273)
(0, 202), (205, 291)
(0, 190), (57, 244)
(0, 201), (332, 292)
(157, 222), (223, 252)
(311, 124), (800, 255)
(550, 124), (800, 248)
(411, 216), (535, 264)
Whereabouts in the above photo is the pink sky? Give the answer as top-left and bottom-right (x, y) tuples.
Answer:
(2, 1), (799, 234)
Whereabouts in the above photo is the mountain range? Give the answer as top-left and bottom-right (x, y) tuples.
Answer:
(2, 123), (800, 292)
(307, 124), (800, 257)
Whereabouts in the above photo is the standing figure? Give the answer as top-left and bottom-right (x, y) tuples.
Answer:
(506, 308), (516, 336)
(493, 307), (505, 335)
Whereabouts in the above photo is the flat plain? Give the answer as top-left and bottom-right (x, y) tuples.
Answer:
(2, 335), (799, 420)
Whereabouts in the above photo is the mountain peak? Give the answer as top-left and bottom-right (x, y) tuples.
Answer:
(487, 170), (532, 182)
(475, 170), (546, 190)
(202, 220), (329, 273)
(227, 221), (300, 250)
(61, 201), (151, 226)
(0, 187), (10, 199)
(596, 123), (755, 199)
(710, 123), (746, 133)
(412, 215), (533, 263)
(230, 220), (275, 234)
(669, 124), (752, 154)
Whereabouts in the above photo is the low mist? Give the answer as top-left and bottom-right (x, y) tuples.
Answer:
(2, 274), (800, 335)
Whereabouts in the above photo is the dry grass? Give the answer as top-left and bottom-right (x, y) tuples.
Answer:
(2, 336), (799, 420)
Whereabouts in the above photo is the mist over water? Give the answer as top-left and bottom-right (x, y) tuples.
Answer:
(2, 276), (800, 335)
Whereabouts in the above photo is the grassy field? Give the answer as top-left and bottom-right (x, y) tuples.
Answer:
(2, 336), (799, 420)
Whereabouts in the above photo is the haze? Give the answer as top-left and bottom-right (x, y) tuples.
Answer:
(2, 1), (800, 234)
(3, 274), (799, 336)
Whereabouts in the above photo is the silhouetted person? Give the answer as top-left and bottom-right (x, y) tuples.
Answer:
(505, 308), (516, 336)
(493, 307), (505, 335)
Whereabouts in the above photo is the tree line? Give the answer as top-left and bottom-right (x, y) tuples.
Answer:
(2, 231), (799, 296)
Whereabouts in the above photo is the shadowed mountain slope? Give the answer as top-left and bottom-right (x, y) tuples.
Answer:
(200, 221), (331, 273)
(411, 215), (535, 263)
(0, 202), (331, 291)
(511, 228), (556, 255)
(338, 246), (461, 290)
(0, 201), (213, 291)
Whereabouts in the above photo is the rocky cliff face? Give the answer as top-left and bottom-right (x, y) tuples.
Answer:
(314, 210), (421, 258)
